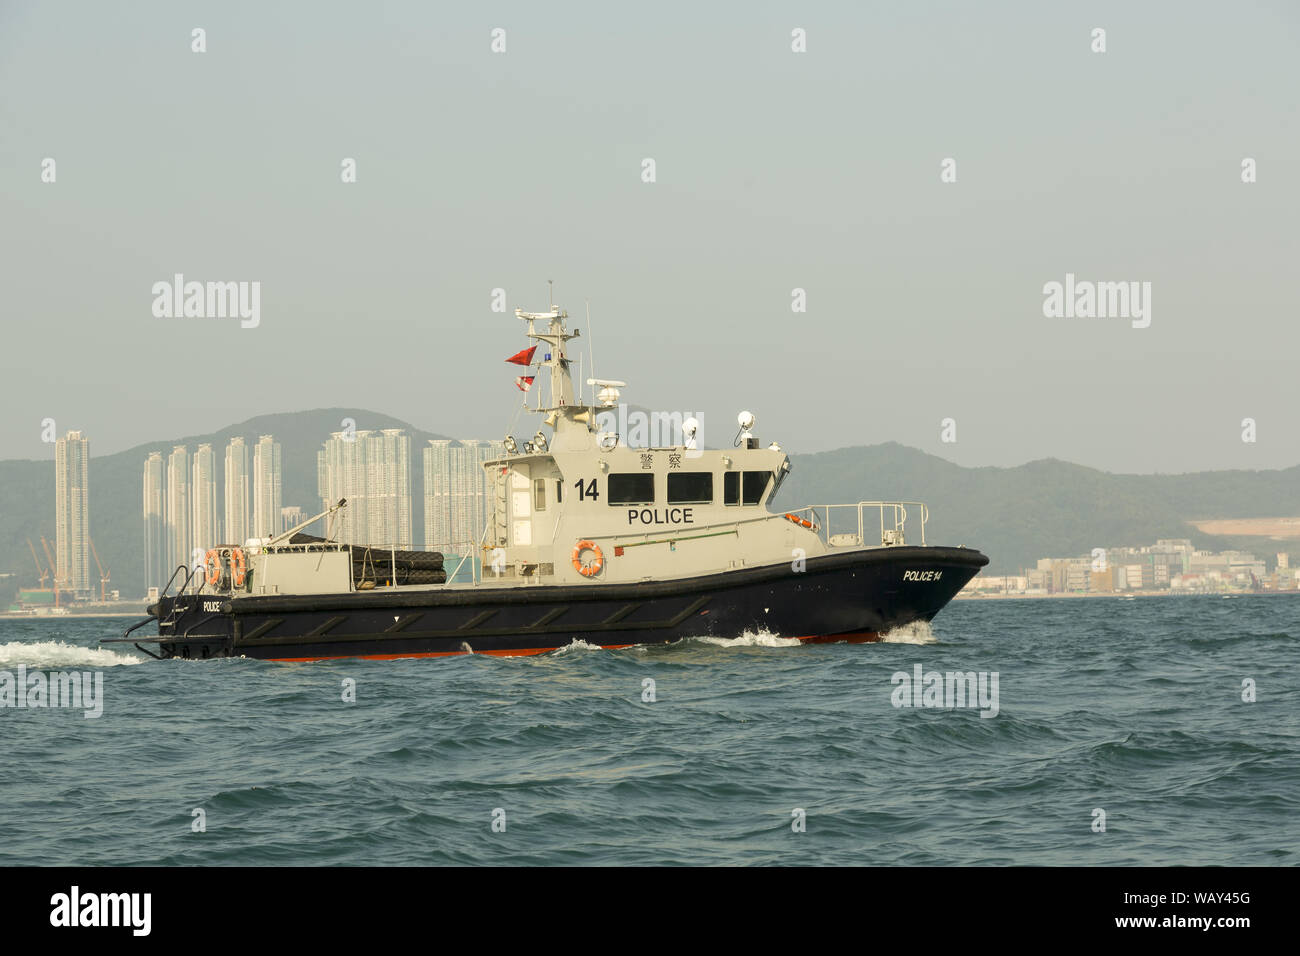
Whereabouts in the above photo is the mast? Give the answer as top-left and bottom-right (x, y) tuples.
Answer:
(515, 306), (594, 449)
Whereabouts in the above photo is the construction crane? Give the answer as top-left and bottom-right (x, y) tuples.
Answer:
(89, 538), (111, 603)
(27, 538), (49, 589)
(40, 535), (62, 608)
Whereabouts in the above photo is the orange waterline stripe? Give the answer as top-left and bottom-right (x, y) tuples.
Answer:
(269, 643), (636, 662)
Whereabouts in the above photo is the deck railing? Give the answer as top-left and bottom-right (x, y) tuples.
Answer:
(271, 500), (929, 593)
(780, 500), (928, 548)
(582, 499), (928, 558)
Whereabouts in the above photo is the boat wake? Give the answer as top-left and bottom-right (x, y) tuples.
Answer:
(880, 621), (937, 645)
(551, 638), (604, 655)
(693, 630), (803, 649)
(0, 641), (143, 668)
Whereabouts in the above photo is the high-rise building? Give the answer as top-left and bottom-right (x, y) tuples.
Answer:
(54, 430), (91, 596)
(319, 430), (371, 544)
(142, 451), (167, 590)
(191, 443), (220, 552)
(366, 429), (411, 549)
(280, 505), (307, 535)
(423, 439), (504, 554)
(316, 448), (328, 515)
(423, 440), (453, 550)
(318, 429), (414, 548)
(165, 445), (191, 571)
(224, 437), (251, 545)
(252, 435), (282, 539)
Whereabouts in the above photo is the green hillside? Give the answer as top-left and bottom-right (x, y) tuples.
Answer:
(3, 420), (1298, 598)
(775, 443), (1300, 573)
(0, 409), (448, 599)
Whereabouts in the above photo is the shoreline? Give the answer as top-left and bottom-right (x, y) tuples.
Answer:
(1, 609), (144, 619)
(955, 589), (1299, 600)
(3, 591), (1298, 620)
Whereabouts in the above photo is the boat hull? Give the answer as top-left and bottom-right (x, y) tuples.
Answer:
(146, 546), (988, 661)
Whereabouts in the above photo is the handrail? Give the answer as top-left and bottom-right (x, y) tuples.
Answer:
(447, 523), (490, 585)
(156, 563), (200, 631)
(434, 499), (929, 588)
(580, 499), (928, 550)
(155, 563), (190, 604)
(796, 500), (928, 547)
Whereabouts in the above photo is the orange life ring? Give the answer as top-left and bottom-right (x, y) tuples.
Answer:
(204, 549), (221, 586)
(229, 547), (248, 588)
(784, 513), (814, 529)
(572, 540), (603, 577)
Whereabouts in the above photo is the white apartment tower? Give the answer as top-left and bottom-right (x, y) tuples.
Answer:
(252, 435), (282, 539)
(224, 436), (251, 545)
(366, 429), (412, 549)
(319, 430), (372, 545)
(165, 445), (191, 571)
(190, 443), (220, 552)
(54, 430), (91, 596)
(318, 429), (413, 548)
(142, 451), (167, 591)
(423, 439), (504, 554)
(280, 505), (307, 535)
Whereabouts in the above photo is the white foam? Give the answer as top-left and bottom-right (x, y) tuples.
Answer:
(0, 641), (142, 669)
(551, 638), (604, 655)
(693, 629), (803, 648)
(880, 621), (937, 645)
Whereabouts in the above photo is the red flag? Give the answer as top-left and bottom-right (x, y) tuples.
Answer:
(515, 376), (534, 392)
(505, 346), (537, 366)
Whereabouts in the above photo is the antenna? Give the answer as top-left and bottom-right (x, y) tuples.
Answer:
(548, 279), (553, 310)
(585, 298), (595, 408)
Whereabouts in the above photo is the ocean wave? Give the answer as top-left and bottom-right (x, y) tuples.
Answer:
(551, 638), (605, 655)
(0, 641), (141, 669)
(692, 630), (802, 648)
(880, 621), (937, 645)
(3, 600), (1297, 867)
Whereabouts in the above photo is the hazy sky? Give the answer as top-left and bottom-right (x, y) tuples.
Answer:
(2, 0), (1297, 473)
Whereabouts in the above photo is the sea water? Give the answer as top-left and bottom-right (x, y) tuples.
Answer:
(0, 596), (1295, 865)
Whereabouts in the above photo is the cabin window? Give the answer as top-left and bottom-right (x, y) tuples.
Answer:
(743, 471), (771, 505)
(534, 478), (547, 511)
(725, 471), (770, 506)
(668, 472), (712, 504)
(770, 462), (790, 502)
(555, 480), (562, 503)
(608, 473), (655, 505)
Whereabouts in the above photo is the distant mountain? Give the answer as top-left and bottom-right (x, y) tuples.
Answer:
(0, 409), (449, 600)
(774, 443), (1300, 573)
(3, 418), (1298, 599)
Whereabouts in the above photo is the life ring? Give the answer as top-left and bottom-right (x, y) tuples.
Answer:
(204, 549), (222, 586)
(229, 547), (248, 588)
(784, 513), (814, 529)
(572, 540), (603, 577)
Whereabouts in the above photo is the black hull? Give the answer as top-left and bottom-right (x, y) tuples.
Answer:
(141, 546), (988, 661)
